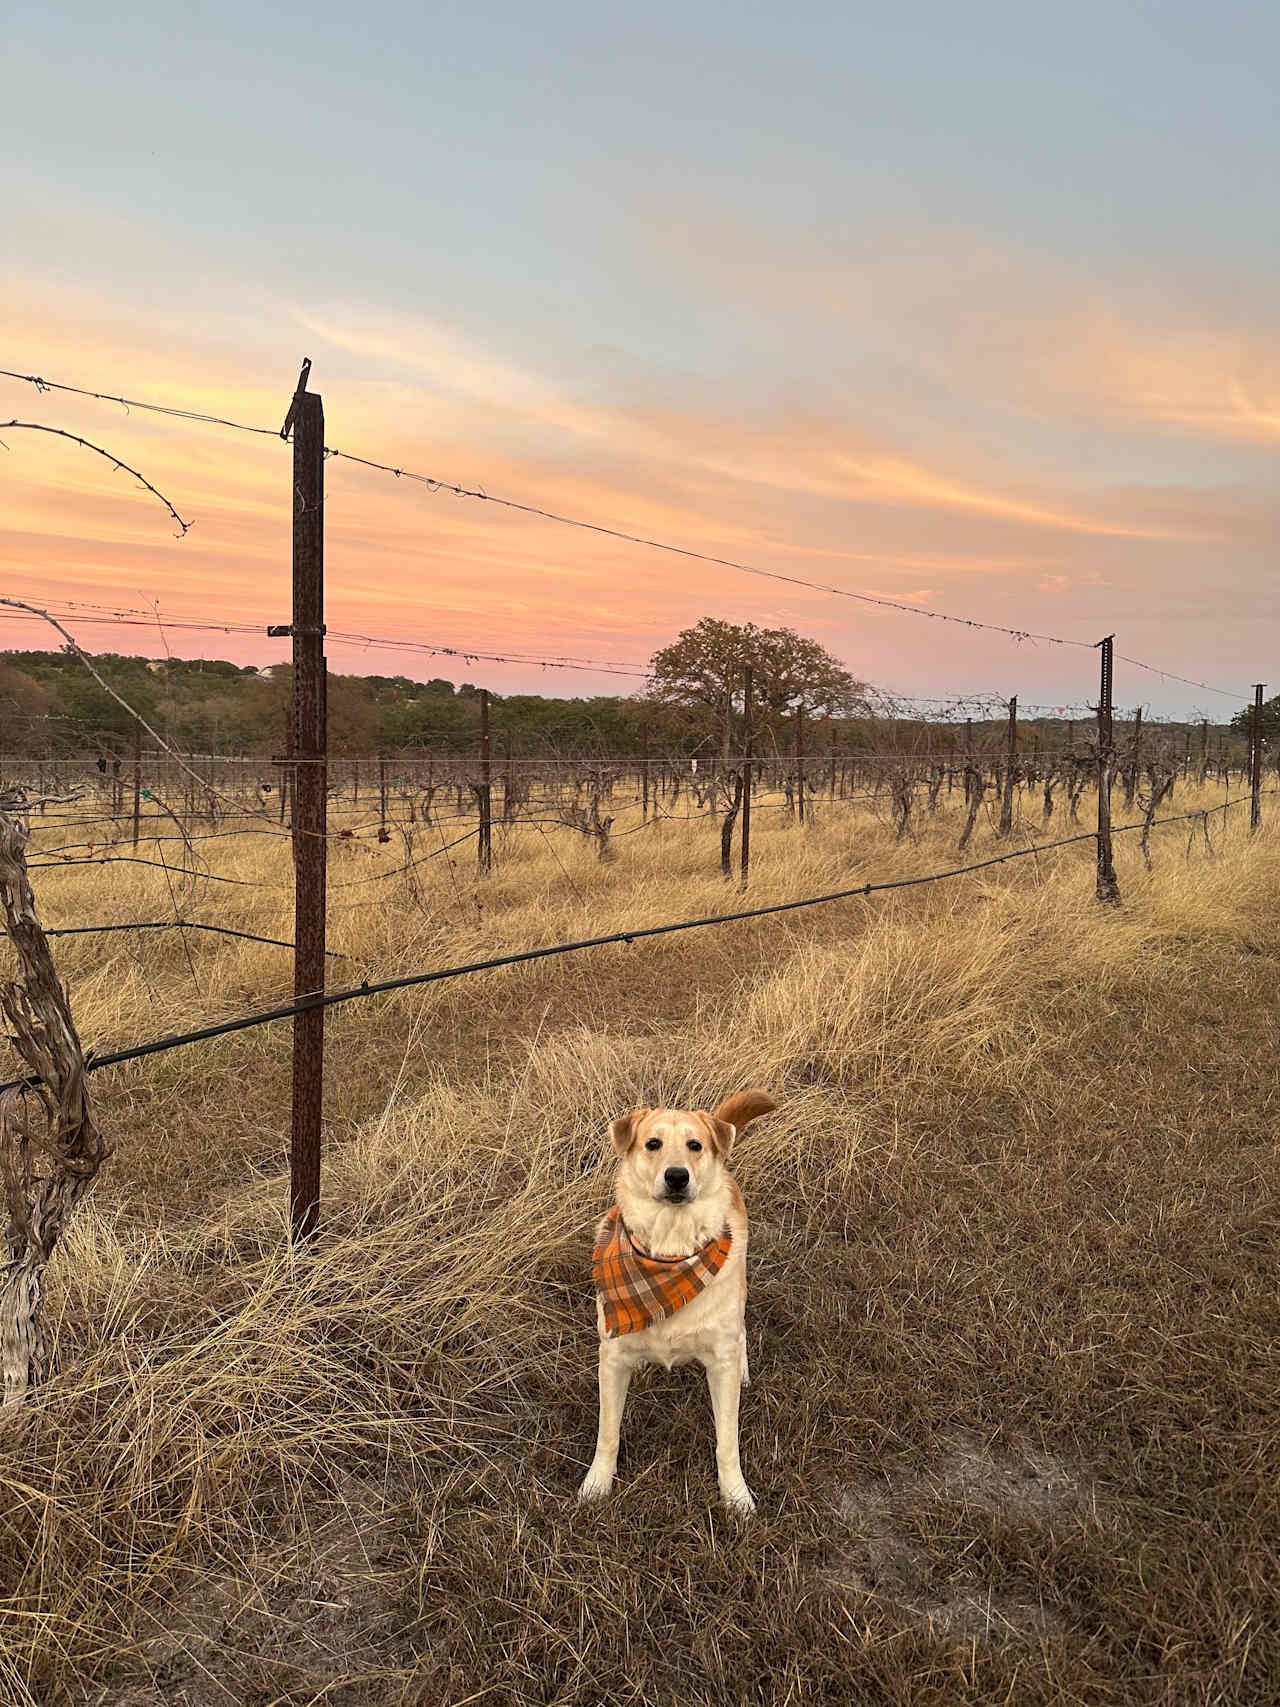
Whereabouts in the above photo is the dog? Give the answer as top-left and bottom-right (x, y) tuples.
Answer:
(578, 1089), (777, 1515)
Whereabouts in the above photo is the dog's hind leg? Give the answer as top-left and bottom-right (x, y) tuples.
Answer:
(704, 1343), (756, 1516)
(578, 1342), (632, 1502)
(739, 1328), (750, 1388)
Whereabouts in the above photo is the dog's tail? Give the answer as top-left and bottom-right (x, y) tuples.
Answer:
(711, 1089), (777, 1132)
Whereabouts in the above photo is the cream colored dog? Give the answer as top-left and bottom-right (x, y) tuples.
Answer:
(578, 1090), (777, 1515)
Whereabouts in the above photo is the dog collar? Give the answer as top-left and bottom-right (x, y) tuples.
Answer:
(592, 1206), (732, 1338)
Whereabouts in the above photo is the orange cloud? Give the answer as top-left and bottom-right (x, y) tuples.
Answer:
(299, 302), (1195, 541)
(658, 219), (1280, 448)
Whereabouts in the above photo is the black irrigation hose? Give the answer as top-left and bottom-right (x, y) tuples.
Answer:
(29, 829), (481, 890)
(28, 855), (261, 885)
(5, 802), (1261, 1095)
(46, 920), (353, 960)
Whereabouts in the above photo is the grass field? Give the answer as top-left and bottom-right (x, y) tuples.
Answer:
(1, 779), (1277, 1706)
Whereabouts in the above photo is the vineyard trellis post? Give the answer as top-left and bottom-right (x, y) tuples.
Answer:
(741, 665), (753, 889)
(1123, 706), (1143, 809)
(278, 700), (290, 825)
(478, 687), (493, 873)
(131, 717), (142, 849)
(1096, 635), (1120, 905)
(282, 362), (327, 1243)
(1250, 683), (1264, 833)
(998, 695), (1017, 837)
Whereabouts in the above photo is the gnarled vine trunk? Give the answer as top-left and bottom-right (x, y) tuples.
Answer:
(1, 790), (108, 1408)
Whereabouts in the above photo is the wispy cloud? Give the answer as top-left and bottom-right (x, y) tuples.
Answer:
(301, 300), (1199, 540)
(658, 219), (1280, 448)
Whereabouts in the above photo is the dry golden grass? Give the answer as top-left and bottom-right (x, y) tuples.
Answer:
(1, 779), (1277, 1706)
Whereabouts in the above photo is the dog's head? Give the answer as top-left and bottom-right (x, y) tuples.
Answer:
(609, 1090), (776, 1206)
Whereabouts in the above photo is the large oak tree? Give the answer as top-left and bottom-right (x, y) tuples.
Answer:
(646, 618), (865, 757)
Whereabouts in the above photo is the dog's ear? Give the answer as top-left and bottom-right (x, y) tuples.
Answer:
(608, 1108), (650, 1155)
(711, 1090), (777, 1136)
(704, 1115), (737, 1160)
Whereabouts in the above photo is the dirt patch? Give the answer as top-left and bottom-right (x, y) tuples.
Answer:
(832, 1429), (1102, 1644)
(85, 1474), (409, 1707)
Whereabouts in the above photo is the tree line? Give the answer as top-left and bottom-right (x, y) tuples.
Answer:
(0, 617), (1237, 763)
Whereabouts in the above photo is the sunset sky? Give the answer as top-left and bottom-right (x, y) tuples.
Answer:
(3, 2), (1278, 717)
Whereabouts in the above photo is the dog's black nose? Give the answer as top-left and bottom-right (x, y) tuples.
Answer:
(664, 1166), (690, 1193)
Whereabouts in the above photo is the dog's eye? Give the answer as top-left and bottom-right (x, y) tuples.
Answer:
(644, 1138), (662, 1151)
(687, 1140), (702, 1153)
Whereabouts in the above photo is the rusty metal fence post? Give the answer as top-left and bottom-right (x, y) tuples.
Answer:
(998, 695), (1017, 836)
(1250, 683), (1264, 833)
(478, 688), (493, 872)
(131, 717), (142, 848)
(281, 362), (327, 1242)
(1096, 636), (1120, 905)
(740, 666), (753, 889)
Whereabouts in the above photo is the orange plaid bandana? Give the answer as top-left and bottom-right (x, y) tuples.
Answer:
(592, 1205), (733, 1338)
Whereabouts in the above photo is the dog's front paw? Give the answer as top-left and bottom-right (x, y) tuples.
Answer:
(578, 1461), (616, 1503)
(720, 1479), (757, 1517)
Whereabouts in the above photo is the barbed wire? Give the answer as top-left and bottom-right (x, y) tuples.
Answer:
(0, 364), (1254, 703)
(9, 716), (1249, 774)
(0, 598), (651, 680)
(0, 370), (279, 438)
(0, 422), (193, 536)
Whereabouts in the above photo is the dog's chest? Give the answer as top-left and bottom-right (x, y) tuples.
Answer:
(607, 1262), (743, 1368)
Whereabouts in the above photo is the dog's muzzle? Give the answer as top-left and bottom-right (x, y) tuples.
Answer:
(661, 1165), (691, 1202)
